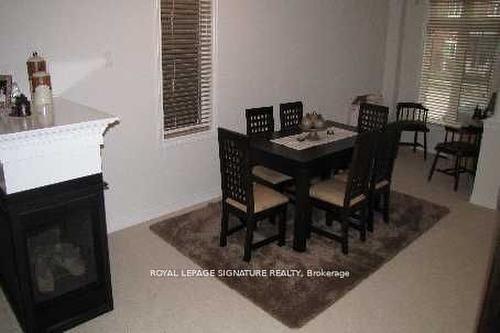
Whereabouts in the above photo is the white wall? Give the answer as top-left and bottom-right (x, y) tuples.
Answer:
(0, 0), (390, 232)
(217, 0), (390, 131)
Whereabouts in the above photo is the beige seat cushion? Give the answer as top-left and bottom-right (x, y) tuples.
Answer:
(226, 183), (289, 213)
(252, 165), (293, 185)
(375, 179), (390, 189)
(309, 179), (365, 207)
(337, 172), (390, 190)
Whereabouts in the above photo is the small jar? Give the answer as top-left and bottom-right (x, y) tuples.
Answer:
(32, 71), (53, 108)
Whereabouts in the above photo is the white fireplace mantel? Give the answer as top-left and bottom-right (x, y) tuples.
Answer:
(0, 98), (118, 194)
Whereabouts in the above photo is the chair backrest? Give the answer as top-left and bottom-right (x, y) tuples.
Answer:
(344, 131), (379, 207)
(358, 103), (389, 133)
(245, 106), (274, 138)
(396, 102), (428, 123)
(217, 128), (253, 213)
(280, 101), (303, 133)
(443, 125), (483, 147)
(372, 122), (402, 187)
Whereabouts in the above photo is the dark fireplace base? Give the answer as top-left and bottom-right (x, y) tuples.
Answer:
(0, 174), (113, 332)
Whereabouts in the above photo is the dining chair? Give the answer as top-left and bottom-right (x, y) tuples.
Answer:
(246, 107), (293, 189)
(307, 131), (378, 254)
(396, 102), (430, 160)
(367, 122), (402, 231)
(217, 128), (288, 262)
(428, 125), (482, 191)
(246, 106), (275, 138)
(358, 103), (389, 133)
(280, 101), (303, 133)
(334, 103), (387, 175)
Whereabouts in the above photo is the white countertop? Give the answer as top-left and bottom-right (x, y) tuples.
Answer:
(0, 98), (118, 138)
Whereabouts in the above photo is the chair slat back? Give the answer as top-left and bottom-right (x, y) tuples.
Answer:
(372, 122), (402, 186)
(246, 106), (274, 138)
(358, 103), (389, 133)
(444, 126), (482, 147)
(280, 101), (303, 133)
(396, 102), (428, 123)
(217, 128), (253, 212)
(345, 131), (379, 206)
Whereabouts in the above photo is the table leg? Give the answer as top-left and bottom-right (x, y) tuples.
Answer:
(293, 167), (311, 252)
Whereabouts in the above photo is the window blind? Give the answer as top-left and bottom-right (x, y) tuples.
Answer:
(419, 0), (500, 124)
(160, 0), (212, 138)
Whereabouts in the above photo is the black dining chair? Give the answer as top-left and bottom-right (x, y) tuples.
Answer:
(217, 128), (288, 262)
(367, 122), (402, 231)
(396, 102), (430, 160)
(246, 107), (293, 189)
(358, 103), (389, 133)
(245, 106), (275, 138)
(307, 131), (378, 254)
(280, 101), (303, 133)
(428, 125), (482, 191)
(333, 102), (387, 175)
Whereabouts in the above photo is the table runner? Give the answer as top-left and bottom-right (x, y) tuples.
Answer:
(271, 127), (356, 150)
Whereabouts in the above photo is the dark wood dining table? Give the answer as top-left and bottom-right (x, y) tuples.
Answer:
(250, 121), (358, 252)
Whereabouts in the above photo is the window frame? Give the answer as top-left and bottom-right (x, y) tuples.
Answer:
(156, 0), (217, 142)
(418, 0), (500, 125)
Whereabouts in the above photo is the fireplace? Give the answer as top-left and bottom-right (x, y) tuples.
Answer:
(0, 99), (117, 332)
(0, 175), (113, 332)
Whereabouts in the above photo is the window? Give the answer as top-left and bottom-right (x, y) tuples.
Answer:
(419, 0), (500, 124)
(160, 0), (212, 138)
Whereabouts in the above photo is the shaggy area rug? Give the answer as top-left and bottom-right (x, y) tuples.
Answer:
(150, 191), (449, 328)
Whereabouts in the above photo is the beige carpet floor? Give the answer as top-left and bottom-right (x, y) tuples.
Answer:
(0, 148), (498, 332)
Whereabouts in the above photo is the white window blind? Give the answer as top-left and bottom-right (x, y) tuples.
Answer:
(419, 0), (500, 124)
(160, 0), (212, 138)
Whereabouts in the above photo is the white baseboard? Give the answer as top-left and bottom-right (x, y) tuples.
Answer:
(106, 187), (221, 234)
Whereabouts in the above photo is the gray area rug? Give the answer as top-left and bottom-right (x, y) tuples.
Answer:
(150, 191), (449, 328)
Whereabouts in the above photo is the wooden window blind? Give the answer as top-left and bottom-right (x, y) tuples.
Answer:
(160, 0), (212, 138)
(419, 0), (500, 124)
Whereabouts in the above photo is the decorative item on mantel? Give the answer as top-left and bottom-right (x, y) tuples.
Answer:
(27, 52), (47, 92)
(9, 93), (31, 117)
(0, 74), (13, 113)
(32, 71), (53, 109)
(27, 51), (53, 112)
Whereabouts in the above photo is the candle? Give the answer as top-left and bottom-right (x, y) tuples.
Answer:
(32, 72), (52, 107)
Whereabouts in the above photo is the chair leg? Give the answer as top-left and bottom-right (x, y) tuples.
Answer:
(413, 131), (418, 153)
(243, 218), (255, 262)
(325, 211), (333, 227)
(454, 156), (461, 192)
(341, 211), (349, 255)
(305, 202), (312, 239)
(423, 131), (428, 160)
(278, 207), (287, 246)
(367, 192), (375, 233)
(383, 189), (390, 224)
(219, 204), (229, 247)
(360, 206), (367, 242)
(428, 152), (440, 181)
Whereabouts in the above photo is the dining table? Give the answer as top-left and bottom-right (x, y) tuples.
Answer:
(250, 121), (358, 252)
